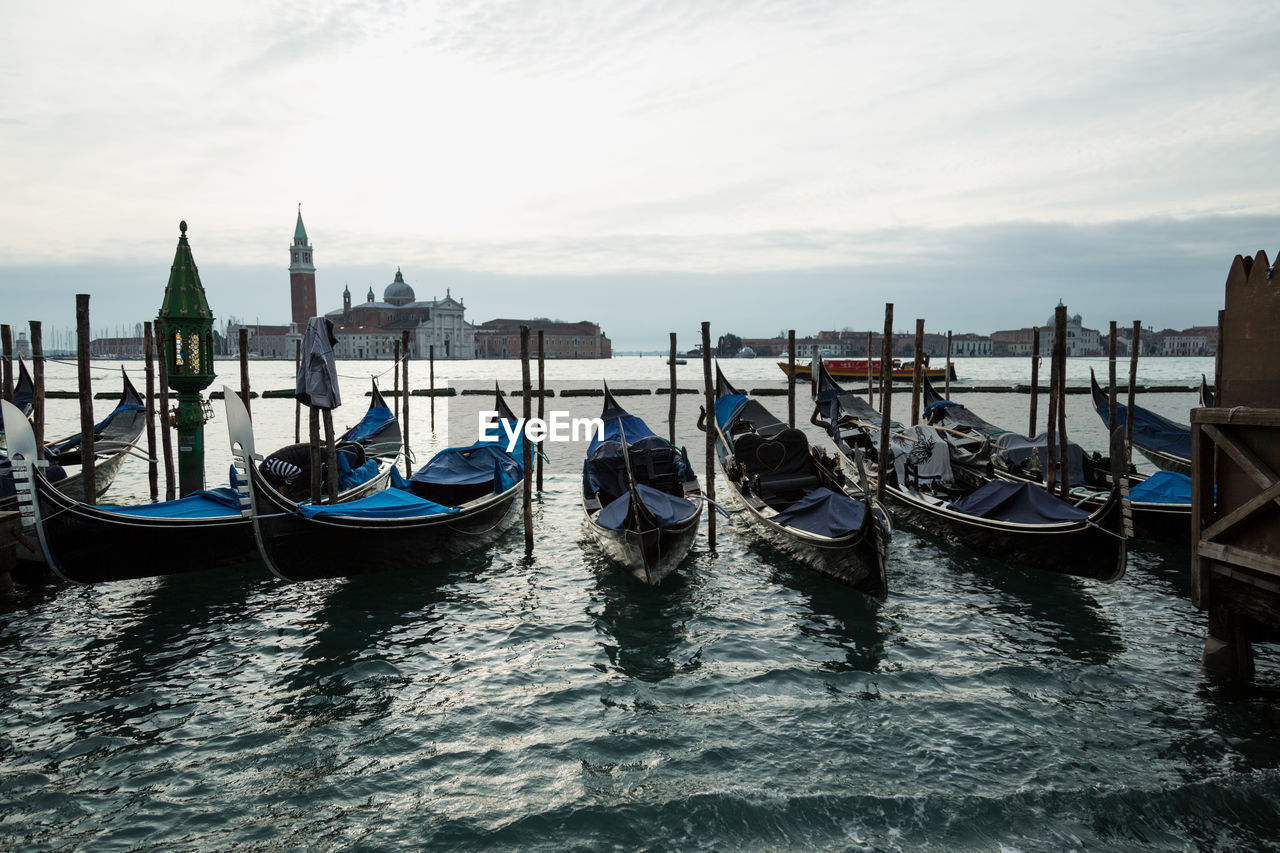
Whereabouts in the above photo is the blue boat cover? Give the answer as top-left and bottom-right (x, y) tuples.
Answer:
(47, 404), (145, 454)
(772, 487), (867, 538)
(412, 442), (522, 490)
(296, 486), (458, 519)
(1129, 470), (1192, 504)
(1098, 399), (1191, 460)
(589, 409), (654, 454)
(93, 487), (243, 518)
(948, 480), (1089, 524)
(341, 405), (394, 445)
(596, 483), (697, 531)
(923, 400), (964, 419)
(337, 454), (380, 490)
(715, 394), (748, 431)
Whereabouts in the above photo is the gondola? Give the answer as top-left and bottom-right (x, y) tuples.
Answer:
(1199, 373), (1214, 408)
(921, 371), (1189, 543)
(1, 367), (145, 512)
(582, 384), (702, 585)
(814, 359), (1128, 582)
(704, 365), (889, 599)
(780, 357), (957, 384)
(1089, 369), (1191, 476)
(228, 385), (523, 583)
(4, 383), (399, 583)
(339, 382), (402, 460)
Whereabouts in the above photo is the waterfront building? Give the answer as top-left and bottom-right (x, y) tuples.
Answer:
(475, 319), (612, 359)
(325, 270), (475, 359)
(289, 206), (317, 328)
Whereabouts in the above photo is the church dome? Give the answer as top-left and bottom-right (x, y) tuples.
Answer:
(384, 268), (415, 305)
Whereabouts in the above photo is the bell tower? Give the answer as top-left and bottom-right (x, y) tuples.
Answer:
(289, 204), (317, 326)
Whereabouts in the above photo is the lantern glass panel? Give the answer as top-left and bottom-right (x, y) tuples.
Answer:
(174, 331), (184, 368)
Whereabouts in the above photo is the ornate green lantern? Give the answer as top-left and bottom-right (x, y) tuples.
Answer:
(158, 220), (216, 495)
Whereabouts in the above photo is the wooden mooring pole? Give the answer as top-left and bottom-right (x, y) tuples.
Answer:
(239, 328), (251, 417)
(309, 407), (322, 503)
(430, 343), (437, 433)
(402, 331), (411, 479)
(945, 330), (952, 401)
(701, 321), (716, 553)
(29, 320), (44, 455)
(1108, 321), (1118, 435)
(155, 318), (175, 501)
(323, 408), (338, 504)
(1055, 305), (1069, 499)
(536, 332), (545, 493)
(1126, 320), (1141, 463)
(75, 295), (96, 501)
(787, 329), (796, 428)
(1, 324), (12, 402)
(393, 338), (401, 425)
(911, 319), (924, 425)
(294, 338), (302, 443)
(876, 305), (894, 503)
(1045, 319), (1059, 494)
(144, 322), (159, 501)
(867, 331), (874, 406)
(668, 332), (678, 444)
(521, 325), (534, 555)
(1029, 328), (1041, 438)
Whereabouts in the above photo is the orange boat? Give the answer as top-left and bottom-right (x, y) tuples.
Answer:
(778, 359), (957, 383)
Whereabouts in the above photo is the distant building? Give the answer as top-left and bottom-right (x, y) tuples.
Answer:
(475, 319), (612, 359)
(325, 269), (476, 359)
(225, 322), (296, 359)
(14, 331), (31, 360)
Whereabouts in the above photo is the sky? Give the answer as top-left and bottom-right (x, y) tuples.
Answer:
(2, 0), (1278, 351)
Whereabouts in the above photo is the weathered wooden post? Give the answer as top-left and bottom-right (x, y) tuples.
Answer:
(402, 331), (411, 478)
(1045, 320), (1059, 494)
(1, 324), (12, 402)
(29, 321), (44, 454)
(144, 322), (158, 501)
(393, 338), (401, 425)
(154, 318), (176, 501)
(945, 330), (952, 400)
(1108, 320), (1118, 435)
(1029, 328), (1041, 438)
(867, 331), (874, 406)
(239, 327), (251, 417)
(75, 294), (96, 500)
(701, 321), (716, 552)
(430, 343), (437, 433)
(911, 318), (924, 425)
(1055, 305), (1069, 499)
(876, 304), (894, 503)
(294, 338), (302, 443)
(787, 329), (796, 427)
(536, 332), (545, 492)
(1126, 320), (1141, 462)
(521, 325), (534, 555)
(309, 407), (322, 503)
(668, 332), (678, 444)
(322, 408), (339, 504)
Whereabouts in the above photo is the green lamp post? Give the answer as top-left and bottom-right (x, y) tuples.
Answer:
(158, 220), (216, 496)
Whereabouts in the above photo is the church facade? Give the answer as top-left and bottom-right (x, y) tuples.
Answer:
(324, 268), (476, 359)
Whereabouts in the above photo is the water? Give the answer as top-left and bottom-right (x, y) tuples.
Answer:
(4, 356), (1278, 851)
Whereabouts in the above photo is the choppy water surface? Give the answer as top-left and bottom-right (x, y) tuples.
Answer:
(3, 356), (1277, 851)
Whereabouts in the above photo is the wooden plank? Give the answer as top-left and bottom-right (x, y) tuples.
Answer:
(1199, 540), (1280, 580)
(1201, 478), (1280, 543)
(1192, 407), (1280, 427)
(1209, 562), (1280, 598)
(1202, 423), (1279, 492)
(1192, 420), (1211, 608)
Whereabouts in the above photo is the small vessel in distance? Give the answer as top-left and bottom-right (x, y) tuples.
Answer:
(780, 358), (957, 383)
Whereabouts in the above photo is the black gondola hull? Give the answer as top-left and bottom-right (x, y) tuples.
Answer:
(584, 506), (702, 586)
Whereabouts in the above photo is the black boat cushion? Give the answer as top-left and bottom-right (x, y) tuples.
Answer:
(735, 428), (811, 478)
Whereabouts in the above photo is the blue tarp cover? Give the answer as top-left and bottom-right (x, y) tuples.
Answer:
(1129, 470), (1192, 504)
(948, 480), (1089, 524)
(296, 487), (458, 519)
(772, 486), (867, 538)
(596, 483), (697, 531)
(923, 400), (964, 418)
(589, 410), (654, 454)
(93, 487), (242, 519)
(715, 394), (748, 431)
(341, 405), (393, 444)
(1099, 400), (1191, 460)
(337, 454), (379, 490)
(412, 442), (521, 490)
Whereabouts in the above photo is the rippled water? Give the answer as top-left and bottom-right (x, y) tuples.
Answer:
(3, 355), (1277, 851)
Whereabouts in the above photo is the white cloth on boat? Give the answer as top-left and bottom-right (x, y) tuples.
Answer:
(891, 425), (953, 488)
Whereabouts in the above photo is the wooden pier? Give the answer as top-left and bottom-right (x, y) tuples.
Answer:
(1193, 250), (1280, 680)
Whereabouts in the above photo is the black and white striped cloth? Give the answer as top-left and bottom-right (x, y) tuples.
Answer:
(262, 457), (302, 485)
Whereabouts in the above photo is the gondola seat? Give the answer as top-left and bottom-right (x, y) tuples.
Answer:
(735, 428), (819, 498)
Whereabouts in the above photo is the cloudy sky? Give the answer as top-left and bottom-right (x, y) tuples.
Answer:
(2, 0), (1277, 349)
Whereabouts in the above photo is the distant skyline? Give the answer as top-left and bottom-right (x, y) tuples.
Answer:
(3, 2), (1278, 351)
